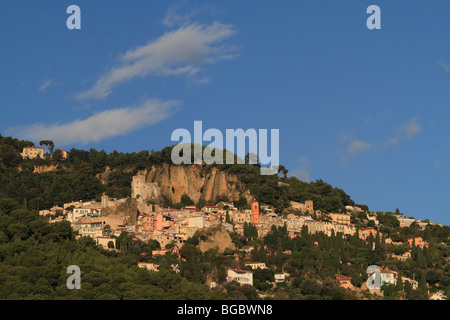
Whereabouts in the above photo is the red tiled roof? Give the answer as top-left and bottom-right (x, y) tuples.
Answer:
(380, 269), (397, 274)
(232, 269), (252, 274)
(336, 274), (352, 281)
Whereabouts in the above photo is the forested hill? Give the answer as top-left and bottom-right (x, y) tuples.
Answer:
(0, 199), (229, 300)
(0, 134), (362, 213)
(1, 134), (450, 301)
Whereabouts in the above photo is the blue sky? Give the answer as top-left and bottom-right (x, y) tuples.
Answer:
(1, 1), (449, 225)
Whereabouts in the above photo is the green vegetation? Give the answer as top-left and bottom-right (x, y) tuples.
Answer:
(1, 135), (449, 300)
(0, 198), (232, 300)
(0, 135), (153, 210)
(0, 135), (357, 215)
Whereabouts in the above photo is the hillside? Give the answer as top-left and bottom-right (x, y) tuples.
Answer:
(1, 134), (449, 301)
(0, 134), (359, 214)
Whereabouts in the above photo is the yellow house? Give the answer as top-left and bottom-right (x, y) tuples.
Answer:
(22, 146), (44, 159)
(329, 213), (351, 225)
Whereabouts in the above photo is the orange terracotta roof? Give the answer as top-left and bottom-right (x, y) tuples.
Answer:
(232, 269), (252, 274)
(336, 274), (352, 281)
(380, 269), (397, 274)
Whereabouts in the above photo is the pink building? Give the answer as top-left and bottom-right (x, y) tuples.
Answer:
(360, 227), (382, 240)
(336, 274), (353, 289)
(141, 214), (153, 232)
(407, 237), (429, 248)
(153, 213), (174, 231)
(60, 149), (68, 159)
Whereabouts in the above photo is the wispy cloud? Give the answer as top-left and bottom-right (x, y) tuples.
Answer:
(364, 108), (392, 127)
(340, 117), (422, 165)
(38, 78), (54, 93)
(290, 156), (311, 182)
(386, 117), (422, 147)
(340, 139), (371, 165)
(76, 19), (238, 100)
(347, 139), (371, 157)
(403, 117), (422, 139)
(434, 161), (441, 170)
(8, 99), (179, 146)
(162, 4), (197, 28)
(438, 59), (450, 72)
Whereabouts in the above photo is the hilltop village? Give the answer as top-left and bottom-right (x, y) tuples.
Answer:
(0, 136), (448, 300)
(38, 174), (448, 300)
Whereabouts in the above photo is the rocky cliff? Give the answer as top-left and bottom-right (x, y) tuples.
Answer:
(133, 163), (253, 205)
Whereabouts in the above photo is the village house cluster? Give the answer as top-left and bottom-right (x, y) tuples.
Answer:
(37, 174), (444, 297)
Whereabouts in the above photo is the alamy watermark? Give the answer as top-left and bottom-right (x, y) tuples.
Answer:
(66, 265), (81, 289)
(366, 265), (382, 290)
(171, 121), (279, 175)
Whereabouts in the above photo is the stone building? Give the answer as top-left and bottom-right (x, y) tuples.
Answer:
(290, 200), (314, 214)
(131, 174), (161, 204)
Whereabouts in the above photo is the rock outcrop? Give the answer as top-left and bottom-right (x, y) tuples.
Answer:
(32, 165), (59, 174)
(96, 162), (253, 206)
(96, 166), (112, 184)
(194, 223), (234, 253)
(133, 163), (252, 205)
(101, 198), (139, 225)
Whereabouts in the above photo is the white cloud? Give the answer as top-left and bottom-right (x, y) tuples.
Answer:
(38, 79), (54, 93)
(8, 99), (179, 146)
(76, 20), (238, 100)
(347, 139), (371, 158)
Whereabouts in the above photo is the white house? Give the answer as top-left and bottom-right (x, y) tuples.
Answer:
(380, 269), (398, 286)
(429, 290), (447, 300)
(227, 269), (253, 286)
(274, 272), (290, 283)
(138, 262), (159, 272)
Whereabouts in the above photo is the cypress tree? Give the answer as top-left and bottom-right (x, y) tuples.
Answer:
(396, 273), (404, 292)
